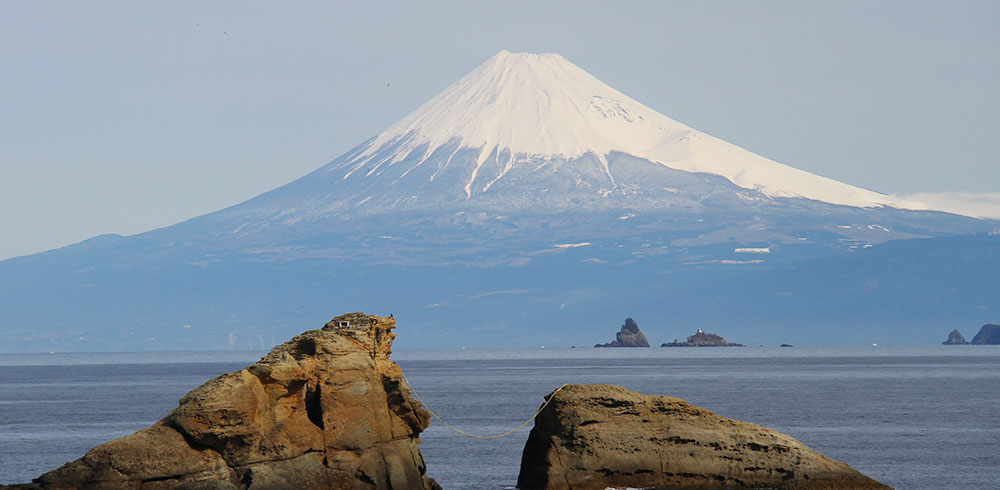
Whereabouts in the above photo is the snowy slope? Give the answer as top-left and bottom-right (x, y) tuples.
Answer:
(333, 51), (924, 210)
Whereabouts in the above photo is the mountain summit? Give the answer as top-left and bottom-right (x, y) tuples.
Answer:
(322, 51), (922, 210)
(171, 50), (966, 263)
(1, 51), (991, 353)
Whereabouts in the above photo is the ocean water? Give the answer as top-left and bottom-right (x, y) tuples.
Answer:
(1, 346), (998, 489)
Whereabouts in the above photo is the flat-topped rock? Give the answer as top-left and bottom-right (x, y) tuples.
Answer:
(517, 384), (890, 490)
(662, 328), (743, 347)
(9, 313), (439, 490)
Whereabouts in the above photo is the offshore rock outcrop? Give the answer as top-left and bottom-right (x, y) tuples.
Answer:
(517, 384), (891, 490)
(971, 324), (1000, 344)
(662, 328), (744, 347)
(594, 318), (650, 347)
(942, 329), (970, 345)
(11, 313), (440, 490)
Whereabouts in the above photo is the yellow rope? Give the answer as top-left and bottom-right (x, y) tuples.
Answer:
(400, 371), (568, 439)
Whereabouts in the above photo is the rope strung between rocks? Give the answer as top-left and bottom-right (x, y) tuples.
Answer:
(399, 371), (568, 440)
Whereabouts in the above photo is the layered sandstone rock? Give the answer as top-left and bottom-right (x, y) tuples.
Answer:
(517, 384), (891, 490)
(595, 318), (650, 347)
(16, 313), (439, 490)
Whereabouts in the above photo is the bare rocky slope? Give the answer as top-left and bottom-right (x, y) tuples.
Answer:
(517, 384), (891, 490)
(5, 313), (439, 490)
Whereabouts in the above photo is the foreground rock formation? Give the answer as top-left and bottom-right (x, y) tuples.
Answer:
(971, 324), (1000, 344)
(12, 313), (439, 490)
(595, 318), (650, 347)
(662, 328), (744, 347)
(517, 384), (890, 490)
(942, 329), (970, 345)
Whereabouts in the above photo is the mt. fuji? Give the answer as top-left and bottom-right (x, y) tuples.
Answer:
(1, 52), (995, 352)
(337, 51), (921, 209)
(223, 50), (923, 228)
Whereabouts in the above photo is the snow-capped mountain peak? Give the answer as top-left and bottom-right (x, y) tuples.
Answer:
(335, 50), (924, 210)
(359, 51), (694, 163)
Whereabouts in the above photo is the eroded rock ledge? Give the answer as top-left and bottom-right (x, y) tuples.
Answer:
(517, 384), (891, 490)
(11, 313), (440, 490)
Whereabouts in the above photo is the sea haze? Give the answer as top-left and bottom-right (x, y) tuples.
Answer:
(1, 347), (998, 489)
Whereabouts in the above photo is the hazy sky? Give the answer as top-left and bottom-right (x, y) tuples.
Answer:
(2, 1), (998, 260)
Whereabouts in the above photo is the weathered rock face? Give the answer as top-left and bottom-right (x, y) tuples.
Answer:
(942, 329), (970, 345)
(595, 318), (650, 347)
(971, 324), (1000, 344)
(662, 328), (743, 347)
(517, 384), (891, 490)
(18, 313), (439, 490)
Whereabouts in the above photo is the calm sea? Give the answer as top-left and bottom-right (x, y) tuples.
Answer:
(1, 346), (998, 489)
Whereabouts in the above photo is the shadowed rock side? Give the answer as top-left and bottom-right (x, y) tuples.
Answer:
(595, 318), (650, 347)
(970, 324), (1000, 344)
(9, 313), (440, 490)
(516, 384), (891, 490)
(942, 329), (970, 345)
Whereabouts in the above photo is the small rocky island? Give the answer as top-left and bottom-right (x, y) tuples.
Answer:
(971, 324), (1000, 344)
(594, 317), (650, 347)
(942, 329), (970, 345)
(661, 328), (744, 347)
(517, 384), (891, 489)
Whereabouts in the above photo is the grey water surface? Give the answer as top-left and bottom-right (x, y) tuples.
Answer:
(1, 346), (998, 489)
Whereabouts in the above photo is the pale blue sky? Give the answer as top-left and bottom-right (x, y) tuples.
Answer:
(2, 1), (998, 260)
